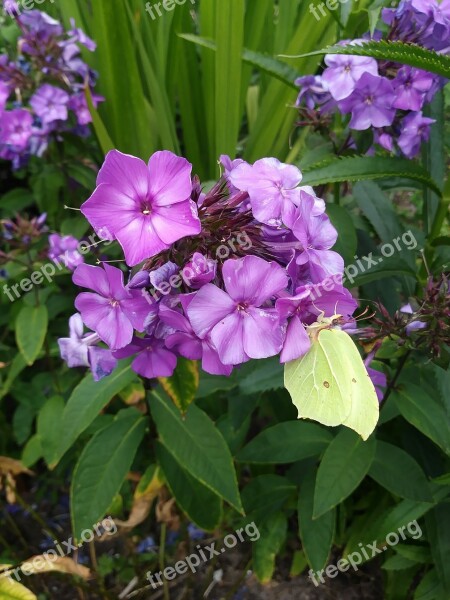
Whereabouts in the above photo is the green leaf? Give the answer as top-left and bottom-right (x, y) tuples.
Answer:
(326, 204), (357, 265)
(236, 421), (332, 464)
(394, 384), (450, 456)
(0, 576), (37, 600)
(368, 441), (433, 502)
(85, 85), (114, 155)
(0, 354), (27, 401)
(353, 181), (405, 243)
(54, 361), (136, 464)
(284, 41), (450, 79)
(302, 156), (442, 197)
(253, 512), (287, 583)
(71, 412), (146, 541)
(150, 391), (243, 513)
(158, 358), (199, 414)
(426, 502), (450, 593)
(37, 396), (65, 468)
(238, 357), (284, 395)
(414, 570), (446, 600)
(21, 434), (43, 469)
(156, 442), (222, 531)
(242, 474), (296, 524)
(15, 305), (48, 366)
(215, 0), (245, 158)
(178, 34), (300, 90)
(314, 429), (376, 518)
(298, 469), (335, 572)
(382, 554), (418, 571)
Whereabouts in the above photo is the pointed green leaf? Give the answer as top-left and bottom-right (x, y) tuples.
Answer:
(15, 305), (48, 366)
(314, 429), (376, 518)
(158, 358), (199, 414)
(302, 156), (442, 197)
(150, 391), (243, 513)
(236, 421), (332, 464)
(71, 412), (146, 540)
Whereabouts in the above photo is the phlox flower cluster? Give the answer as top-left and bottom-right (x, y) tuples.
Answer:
(59, 149), (358, 382)
(0, 3), (102, 168)
(295, 0), (449, 158)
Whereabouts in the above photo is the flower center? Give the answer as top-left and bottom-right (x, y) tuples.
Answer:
(110, 298), (120, 307)
(236, 301), (249, 314)
(365, 95), (374, 105)
(141, 201), (152, 215)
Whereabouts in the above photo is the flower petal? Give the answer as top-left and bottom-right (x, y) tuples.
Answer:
(73, 264), (110, 296)
(210, 312), (249, 365)
(280, 316), (311, 363)
(222, 256), (288, 305)
(151, 200), (201, 244)
(242, 307), (284, 359)
(187, 284), (235, 339)
(97, 150), (150, 199)
(148, 151), (192, 206)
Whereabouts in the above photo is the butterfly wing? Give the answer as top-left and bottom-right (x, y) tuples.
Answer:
(324, 329), (379, 440)
(284, 333), (352, 426)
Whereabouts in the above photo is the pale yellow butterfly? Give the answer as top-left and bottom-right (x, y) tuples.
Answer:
(284, 314), (379, 440)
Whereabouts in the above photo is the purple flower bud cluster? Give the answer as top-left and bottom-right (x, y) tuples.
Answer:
(0, 6), (102, 168)
(295, 0), (449, 158)
(60, 149), (358, 381)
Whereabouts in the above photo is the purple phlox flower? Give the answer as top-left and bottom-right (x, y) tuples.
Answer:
(289, 194), (344, 283)
(400, 302), (414, 314)
(81, 150), (201, 266)
(282, 186), (325, 229)
(228, 157), (303, 225)
(58, 313), (117, 381)
(183, 252), (217, 289)
(68, 92), (104, 126)
(398, 111), (435, 158)
(295, 75), (334, 110)
(220, 154), (246, 195)
(0, 109), (33, 150)
(187, 523), (206, 541)
(392, 67), (435, 111)
(375, 130), (394, 153)
(68, 19), (97, 51)
(136, 536), (157, 554)
(364, 359), (387, 403)
(48, 233), (84, 270)
(59, 43), (91, 80)
(149, 261), (180, 295)
(187, 256), (288, 365)
(161, 296), (233, 376)
(73, 263), (152, 350)
(19, 11), (63, 49)
(322, 55), (379, 101)
(3, 0), (19, 16)
(276, 281), (357, 363)
(30, 85), (69, 125)
(127, 270), (150, 290)
(339, 73), (396, 130)
(0, 82), (9, 112)
(113, 335), (177, 379)
(405, 320), (427, 335)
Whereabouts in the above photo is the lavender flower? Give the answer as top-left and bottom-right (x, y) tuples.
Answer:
(48, 233), (84, 271)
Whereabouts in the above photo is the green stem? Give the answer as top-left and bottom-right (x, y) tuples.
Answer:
(382, 350), (412, 406)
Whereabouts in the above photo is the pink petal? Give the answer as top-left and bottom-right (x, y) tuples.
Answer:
(222, 256), (288, 305)
(75, 292), (111, 332)
(242, 307), (284, 359)
(151, 200), (201, 244)
(73, 264), (110, 296)
(81, 184), (138, 241)
(187, 284), (235, 339)
(133, 347), (177, 378)
(95, 306), (134, 350)
(121, 292), (153, 331)
(97, 150), (150, 200)
(280, 316), (311, 363)
(115, 215), (169, 267)
(148, 151), (192, 206)
(211, 312), (249, 365)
